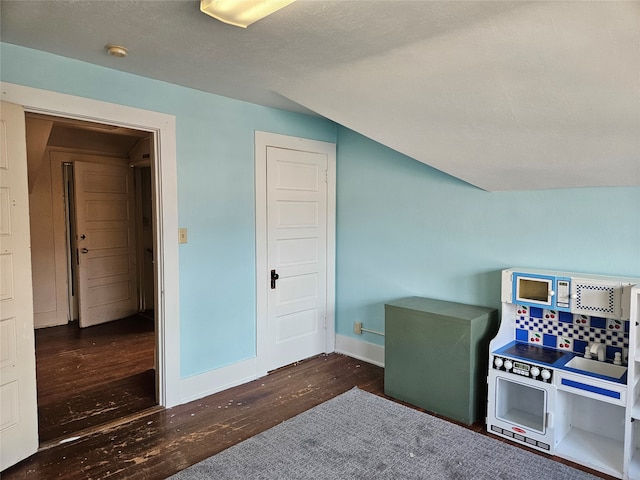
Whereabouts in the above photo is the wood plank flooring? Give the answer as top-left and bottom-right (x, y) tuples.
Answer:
(34, 314), (156, 444)
(4, 341), (612, 479)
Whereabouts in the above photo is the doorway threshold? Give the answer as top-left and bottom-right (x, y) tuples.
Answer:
(38, 405), (164, 452)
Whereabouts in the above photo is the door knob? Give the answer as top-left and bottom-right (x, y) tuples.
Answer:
(270, 269), (279, 289)
(80, 234), (86, 240)
(80, 248), (89, 254)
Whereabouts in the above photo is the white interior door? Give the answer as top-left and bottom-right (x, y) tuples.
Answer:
(264, 145), (329, 372)
(0, 101), (39, 469)
(74, 161), (137, 327)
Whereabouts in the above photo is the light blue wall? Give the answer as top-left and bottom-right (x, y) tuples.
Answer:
(4, 43), (639, 370)
(336, 128), (640, 345)
(1, 43), (337, 377)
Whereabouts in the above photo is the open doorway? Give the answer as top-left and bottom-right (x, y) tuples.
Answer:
(25, 113), (158, 443)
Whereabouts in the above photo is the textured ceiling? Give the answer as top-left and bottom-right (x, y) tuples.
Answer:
(1, 1), (639, 191)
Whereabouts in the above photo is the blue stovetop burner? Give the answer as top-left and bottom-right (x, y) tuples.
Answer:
(496, 341), (572, 367)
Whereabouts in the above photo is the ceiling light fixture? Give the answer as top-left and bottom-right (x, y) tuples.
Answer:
(105, 44), (128, 57)
(200, 0), (296, 28)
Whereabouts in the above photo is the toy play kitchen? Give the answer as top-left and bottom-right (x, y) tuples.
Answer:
(487, 268), (640, 479)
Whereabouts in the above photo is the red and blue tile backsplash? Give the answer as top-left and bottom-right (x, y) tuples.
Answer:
(514, 304), (628, 362)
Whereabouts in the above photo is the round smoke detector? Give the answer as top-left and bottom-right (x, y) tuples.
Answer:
(105, 44), (128, 58)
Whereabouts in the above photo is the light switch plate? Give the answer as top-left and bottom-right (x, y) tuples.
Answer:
(178, 228), (188, 244)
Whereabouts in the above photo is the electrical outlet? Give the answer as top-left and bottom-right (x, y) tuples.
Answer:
(353, 321), (362, 335)
(178, 228), (188, 244)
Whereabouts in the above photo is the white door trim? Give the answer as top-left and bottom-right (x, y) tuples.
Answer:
(255, 131), (336, 377)
(0, 82), (181, 407)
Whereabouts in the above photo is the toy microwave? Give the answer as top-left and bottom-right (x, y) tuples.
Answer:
(501, 268), (634, 320)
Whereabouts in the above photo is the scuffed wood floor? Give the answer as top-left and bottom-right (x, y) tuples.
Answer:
(4, 353), (383, 479)
(34, 314), (157, 444)
(4, 352), (612, 479)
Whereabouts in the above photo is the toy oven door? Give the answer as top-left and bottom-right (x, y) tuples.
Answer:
(488, 370), (555, 452)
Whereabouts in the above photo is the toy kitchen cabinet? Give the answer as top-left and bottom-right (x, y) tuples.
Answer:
(487, 268), (640, 479)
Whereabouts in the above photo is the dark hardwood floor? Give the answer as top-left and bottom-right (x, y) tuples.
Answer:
(5, 348), (612, 479)
(34, 313), (157, 444)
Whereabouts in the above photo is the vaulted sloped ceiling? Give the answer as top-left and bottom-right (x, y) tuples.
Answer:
(1, 1), (638, 191)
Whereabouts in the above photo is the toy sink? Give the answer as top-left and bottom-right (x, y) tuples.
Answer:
(565, 356), (627, 380)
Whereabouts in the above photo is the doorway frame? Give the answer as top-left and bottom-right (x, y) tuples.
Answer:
(1, 82), (180, 407)
(254, 131), (336, 377)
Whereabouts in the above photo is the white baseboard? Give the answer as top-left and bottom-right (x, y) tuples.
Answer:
(179, 357), (258, 405)
(335, 334), (385, 367)
(177, 337), (385, 406)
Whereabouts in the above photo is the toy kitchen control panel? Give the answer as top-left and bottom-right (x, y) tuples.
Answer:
(492, 355), (552, 382)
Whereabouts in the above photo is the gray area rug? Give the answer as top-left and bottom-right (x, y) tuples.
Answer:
(169, 387), (600, 480)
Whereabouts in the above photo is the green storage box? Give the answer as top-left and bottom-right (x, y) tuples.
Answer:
(384, 297), (498, 425)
